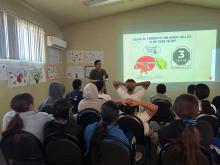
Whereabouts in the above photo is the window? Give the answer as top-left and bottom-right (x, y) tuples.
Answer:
(0, 11), (45, 63)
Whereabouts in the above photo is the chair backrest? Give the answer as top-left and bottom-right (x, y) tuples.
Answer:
(44, 132), (83, 165)
(197, 115), (219, 136)
(77, 108), (101, 129)
(89, 136), (131, 165)
(67, 96), (81, 114)
(151, 99), (173, 122)
(0, 146), (9, 165)
(1, 131), (44, 164)
(159, 143), (213, 165)
(117, 114), (145, 145)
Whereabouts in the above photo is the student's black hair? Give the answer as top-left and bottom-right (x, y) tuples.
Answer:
(90, 101), (119, 162)
(200, 100), (215, 115)
(72, 79), (82, 90)
(125, 79), (136, 83)
(94, 60), (101, 66)
(187, 84), (196, 95)
(157, 83), (166, 94)
(3, 93), (34, 136)
(195, 83), (210, 100)
(53, 98), (71, 120)
(95, 81), (104, 92)
(119, 105), (139, 115)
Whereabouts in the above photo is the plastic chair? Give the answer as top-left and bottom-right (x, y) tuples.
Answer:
(88, 136), (132, 165)
(159, 143), (213, 165)
(44, 132), (83, 165)
(150, 99), (173, 125)
(197, 114), (219, 136)
(1, 131), (44, 165)
(77, 108), (101, 129)
(117, 114), (149, 165)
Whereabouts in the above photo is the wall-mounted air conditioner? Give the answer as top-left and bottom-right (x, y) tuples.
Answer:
(47, 36), (67, 49)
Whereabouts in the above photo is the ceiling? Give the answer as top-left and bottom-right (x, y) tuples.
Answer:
(19, 0), (220, 26)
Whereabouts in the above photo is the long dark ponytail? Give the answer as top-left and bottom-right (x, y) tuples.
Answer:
(2, 93), (34, 137)
(171, 94), (201, 165)
(90, 101), (119, 162)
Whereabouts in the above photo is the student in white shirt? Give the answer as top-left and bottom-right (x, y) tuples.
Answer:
(2, 93), (53, 142)
(113, 79), (150, 100)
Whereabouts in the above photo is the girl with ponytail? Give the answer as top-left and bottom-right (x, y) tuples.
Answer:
(158, 94), (214, 165)
(2, 93), (53, 142)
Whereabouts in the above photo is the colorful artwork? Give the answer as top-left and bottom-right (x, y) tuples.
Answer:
(8, 68), (29, 87)
(134, 56), (167, 74)
(29, 68), (45, 84)
(47, 65), (58, 80)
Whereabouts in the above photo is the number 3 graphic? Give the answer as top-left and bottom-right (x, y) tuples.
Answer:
(178, 50), (185, 58)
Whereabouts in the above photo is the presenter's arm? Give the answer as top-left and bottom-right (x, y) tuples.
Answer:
(103, 69), (109, 79)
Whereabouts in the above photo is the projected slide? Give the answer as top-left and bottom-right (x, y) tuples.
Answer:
(123, 30), (217, 83)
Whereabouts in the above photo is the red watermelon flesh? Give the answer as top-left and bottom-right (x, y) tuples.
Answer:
(134, 56), (155, 73)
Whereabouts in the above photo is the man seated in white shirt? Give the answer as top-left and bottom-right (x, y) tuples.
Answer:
(113, 79), (150, 100)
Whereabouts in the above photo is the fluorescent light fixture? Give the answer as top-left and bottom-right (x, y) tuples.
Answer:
(83, 0), (121, 7)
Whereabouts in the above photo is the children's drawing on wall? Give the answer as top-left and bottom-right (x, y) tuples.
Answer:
(47, 65), (58, 80)
(7, 67), (29, 88)
(29, 68), (45, 84)
(84, 51), (104, 64)
(66, 50), (84, 64)
(0, 64), (7, 80)
(67, 66), (84, 79)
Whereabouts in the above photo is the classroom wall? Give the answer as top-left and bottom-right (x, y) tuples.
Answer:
(63, 3), (220, 102)
(0, 0), (65, 130)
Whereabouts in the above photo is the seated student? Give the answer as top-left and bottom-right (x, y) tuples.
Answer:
(39, 82), (65, 113)
(66, 79), (83, 113)
(187, 84), (196, 95)
(113, 79), (150, 100)
(78, 83), (106, 112)
(158, 94), (214, 151)
(150, 83), (172, 104)
(195, 83), (216, 114)
(84, 101), (129, 156)
(119, 99), (158, 136)
(95, 81), (111, 101)
(44, 98), (83, 145)
(2, 93), (53, 142)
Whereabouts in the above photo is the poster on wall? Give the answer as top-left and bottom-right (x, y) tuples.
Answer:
(0, 64), (7, 80)
(67, 66), (84, 79)
(84, 51), (104, 64)
(47, 65), (58, 80)
(84, 66), (95, 78)
(29, 68), (46, 84)
(66, 50), (84, 64)
(7, 67), (29, 88)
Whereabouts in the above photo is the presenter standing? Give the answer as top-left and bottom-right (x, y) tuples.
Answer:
(89, 60), (109, 93)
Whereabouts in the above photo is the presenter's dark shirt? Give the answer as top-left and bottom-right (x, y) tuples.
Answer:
(89, 69), (108, 81)
(158, 120), (213, 150)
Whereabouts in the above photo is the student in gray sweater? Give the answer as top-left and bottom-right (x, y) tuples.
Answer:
(2, 93), (53, 142)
